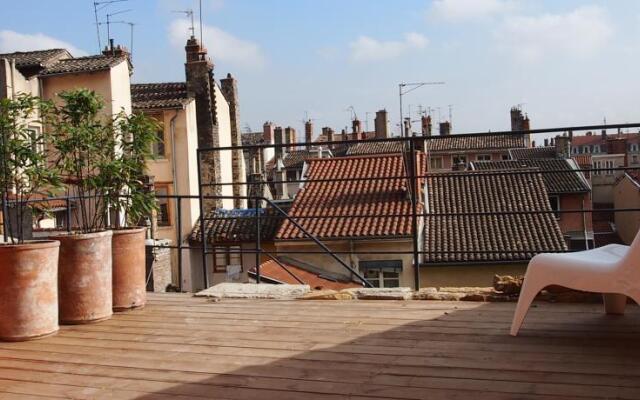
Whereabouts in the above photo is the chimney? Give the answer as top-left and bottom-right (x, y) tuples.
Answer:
(586, 131), (593, 136)
(510, 106), (525, 131)
(274, 126), (284, 159)
(601, 129), (607, 139)
(439, 121), (451, 136)
(374, 109), (388, 139)
(263, 122), (275, 144)
(352, 118), (363, 140)
(285, 126), (296, 150)
(532, 140), (536, 147)
(341, 128), (347, 141)
(555, 135), (571, 158)
(607, 137), (629, 166)
(220, 72), (246, 208)
(421, 115), (432, 136)
(544, 138), (549, 147)
(304, 120), (313, 148)
(275, 158), (289, 200)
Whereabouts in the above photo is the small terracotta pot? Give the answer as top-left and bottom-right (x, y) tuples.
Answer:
(0, 240), (60, 341)
(112, 227), (147, 311)
(55, 230), (113, 324)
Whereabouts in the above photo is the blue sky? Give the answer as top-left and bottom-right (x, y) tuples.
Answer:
(2, 0), (639, 138)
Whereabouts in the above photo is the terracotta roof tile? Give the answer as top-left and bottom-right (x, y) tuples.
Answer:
(509, 146), (558, 159)
(346, 141), (404, 156)
(190, 208), (285, 244)
(472, 159), (590, 194)
(249, 259), (362, 290)
(424, 171), (567, 263)
(131, 82), (190, 110)
(40, 54), (128, 76)
(0, 48), (71, 69)
(427, 133), (527, 152)
(276, 152), (425, 240)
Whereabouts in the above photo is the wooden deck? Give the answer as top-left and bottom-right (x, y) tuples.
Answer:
(1, 293), (640, 399)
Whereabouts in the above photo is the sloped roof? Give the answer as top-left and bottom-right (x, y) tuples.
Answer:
(190, 208), (285, 244)
(40, 54), (128, 76)
(572, 154), (593, 169)
(277, 152), (425, 240)
(131, 82), (190, 110)
(472, 159), (590, 194)
(249, 258), (362, 290)
(572, 132), (640, 147)
(509, 146), (558, 160)
(424, 171), (567, 264)
(346, 141), (404, 156)
(427, 133), (526, 152)
(0, 48), (72, 69)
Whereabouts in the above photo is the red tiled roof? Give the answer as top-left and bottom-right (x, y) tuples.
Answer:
(131, 82), (190, 110)
(424, 171), (567, 263)
(41, 54), (128, 76)
(427, 133), (526, 153)
(626, 171), (640, 186)
(509, 146), (558, 160)
(276, 152), (425, 240)
(346, 141), (404, 156)
(571, 132), (640, 147)
(249, 259), (362, 290)
(0, 49), (71, 69)
(572, 154), (592, 169)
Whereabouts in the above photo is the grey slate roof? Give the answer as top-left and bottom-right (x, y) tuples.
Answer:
(509, 146), (559, 160)
(427, 133), (527, 152)
(131, 82), (190, 110)
(0, 49), (71, 69)
(346, 141), (404, 156)
(190, 207), (286, 244)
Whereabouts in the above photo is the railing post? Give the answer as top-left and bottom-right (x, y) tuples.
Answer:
(65, 197), (71, 233)
(1, 193), (8, 242)
(409, 137), (421, 290)
(255, 195), (261, 284)
(196, 149), (209, 289)
(176, 197), (183, 292)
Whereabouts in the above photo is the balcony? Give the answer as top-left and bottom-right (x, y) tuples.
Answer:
(1, 292), (639, 399)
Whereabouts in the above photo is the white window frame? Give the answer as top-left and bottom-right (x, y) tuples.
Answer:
(477, 154), (491, 161)
(429, 156), (443, 170)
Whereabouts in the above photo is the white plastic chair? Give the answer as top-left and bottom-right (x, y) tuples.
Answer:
(510, 229), (640, 336)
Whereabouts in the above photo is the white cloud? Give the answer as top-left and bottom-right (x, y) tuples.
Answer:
(496, 6), (614, 62)
(349, 33), (428, 62)
(0, 30), (86, 56)
(430, 0), (513, 22)
(169, 19), (265, 69)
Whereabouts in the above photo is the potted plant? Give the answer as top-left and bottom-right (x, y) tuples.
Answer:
(0, 94), (61, 341)
(106, 112), (160, 311)
(48, 89), (115, 324)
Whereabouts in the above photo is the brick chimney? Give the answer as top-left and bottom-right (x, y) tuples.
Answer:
(439, 121), (451, 136)
(510, 106), (525, 131)
(374, 110), (388, 139)
(274, 126), (284, 159)
(184, 35), (221, 210)
(304, 120), (313, 148)
(263, 122), (275, 144)
(285, 126), (296, 150)
(607, 137), (629, 166)
(555, 134), (571, 158)
(352, 118), (363, 140)
(421, 115), (432, 136)
(220, 73), (246, 208)
(322, 127), (335, 147)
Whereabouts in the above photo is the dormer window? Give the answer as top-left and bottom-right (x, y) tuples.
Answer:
(582, 146), (590, 154)
(572, 147), (579, 154)
(631, 144), (639, 153)
(593, 145), (601, 153)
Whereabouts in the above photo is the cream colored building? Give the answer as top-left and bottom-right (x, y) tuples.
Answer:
(613, 172), (640, 245)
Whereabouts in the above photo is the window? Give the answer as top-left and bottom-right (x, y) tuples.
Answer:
(286, 170), (298, 181)
(155, 185), (171, 226)
(582, 146), (590, 154)
(631, 144), (639, 153)
(593, 145), (601, 153)
(632, 155), (639, 165)
(213, 246), (242, 273)
(452, 155), (467, 166)
(152, 129), (166, 158)
(572, 147), (579, 154)
(477, 154), (491, 161)
(360, 260), (402, 288)
(594, 160), (602, 175)
(605, 160), (615, 175)
(501, 154), (510, 160)
(548, 195), (560, 219)
(429, 157), (443, 169)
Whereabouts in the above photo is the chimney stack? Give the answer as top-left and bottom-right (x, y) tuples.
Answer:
(274, 126), (284, 158)
(607, 137), (629, 166)
(285, 126), (297, 150)
(555, 135), (571, 158)
(421, 115), (432, 136)
(374, 109), (388, 139)
(510, 106), (525, 131)
(275, 158), (289, 200)
(439, 121), (451, 136)
(304, 120), (313, 148)
(544, 138), (549, 147)
(263, 122), (275, 144)
(352, 118), (363, 140)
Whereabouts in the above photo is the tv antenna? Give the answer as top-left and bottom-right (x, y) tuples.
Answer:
(448, 104), (453, 125)
(93, 0), (128, 52)
(99, 20), (136, 58)
(173, 9), (195, 38)
(345, 105), (357, 121)
(103, 9), (132, 48)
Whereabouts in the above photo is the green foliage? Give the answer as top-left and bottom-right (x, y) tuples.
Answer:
(0, 94), (61, 244)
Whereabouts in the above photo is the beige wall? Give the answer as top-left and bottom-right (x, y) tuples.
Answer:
(214, 84), (235, 209)
(275, 239), (417, 289)
(0, 59), (40, 99)
(421, 263), (528, 288)
(592, 154), (626, 203)
(614, 175), (640, 245)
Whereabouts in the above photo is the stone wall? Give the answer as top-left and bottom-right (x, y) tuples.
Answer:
(220, 73), (247, 209)
(146, 240), (173, 292)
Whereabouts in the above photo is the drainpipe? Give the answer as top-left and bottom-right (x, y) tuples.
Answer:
(170, 110), (179, 234)
(582, 195), (590, 250)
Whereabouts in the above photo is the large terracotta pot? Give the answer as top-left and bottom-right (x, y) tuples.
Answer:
(56, 230), (113, 324)
(112, 227), (147, 311)
(0, 241), (60, 341)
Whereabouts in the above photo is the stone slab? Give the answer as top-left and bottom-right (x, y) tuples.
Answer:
(195, 283), (310, 300)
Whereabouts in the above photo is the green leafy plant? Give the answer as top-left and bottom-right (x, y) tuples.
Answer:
(0, 94), (61, 244)
(107, 111), (161, 227)
(48, 89), (116, 233)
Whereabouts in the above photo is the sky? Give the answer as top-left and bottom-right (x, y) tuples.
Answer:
(1, 0), (639, 138)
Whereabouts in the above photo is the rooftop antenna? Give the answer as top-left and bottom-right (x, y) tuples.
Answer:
(199, 0), (203, 45)
(448, 104), (453, 125)
(93, 0), (128, 52)
(105, 9), (131, 49)
(172, 9), (195, 37)
(345, 106), (357, 121)
(365, 111), (371, 131)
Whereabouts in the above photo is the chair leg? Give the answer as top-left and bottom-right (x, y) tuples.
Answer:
(510, 280), (544, 336)
(603, 293), (627, 315)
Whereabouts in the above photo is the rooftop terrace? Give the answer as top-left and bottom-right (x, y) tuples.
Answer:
(2, 293), (640, 399)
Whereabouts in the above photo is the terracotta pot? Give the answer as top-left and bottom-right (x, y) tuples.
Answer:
(112, 227), (147, 311)
(0, 240), (60, 341)
(55, 230), (113, 324)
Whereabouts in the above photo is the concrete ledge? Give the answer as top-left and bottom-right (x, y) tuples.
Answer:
(195, 283), (310, 299)
(341, 287), (413, 300)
